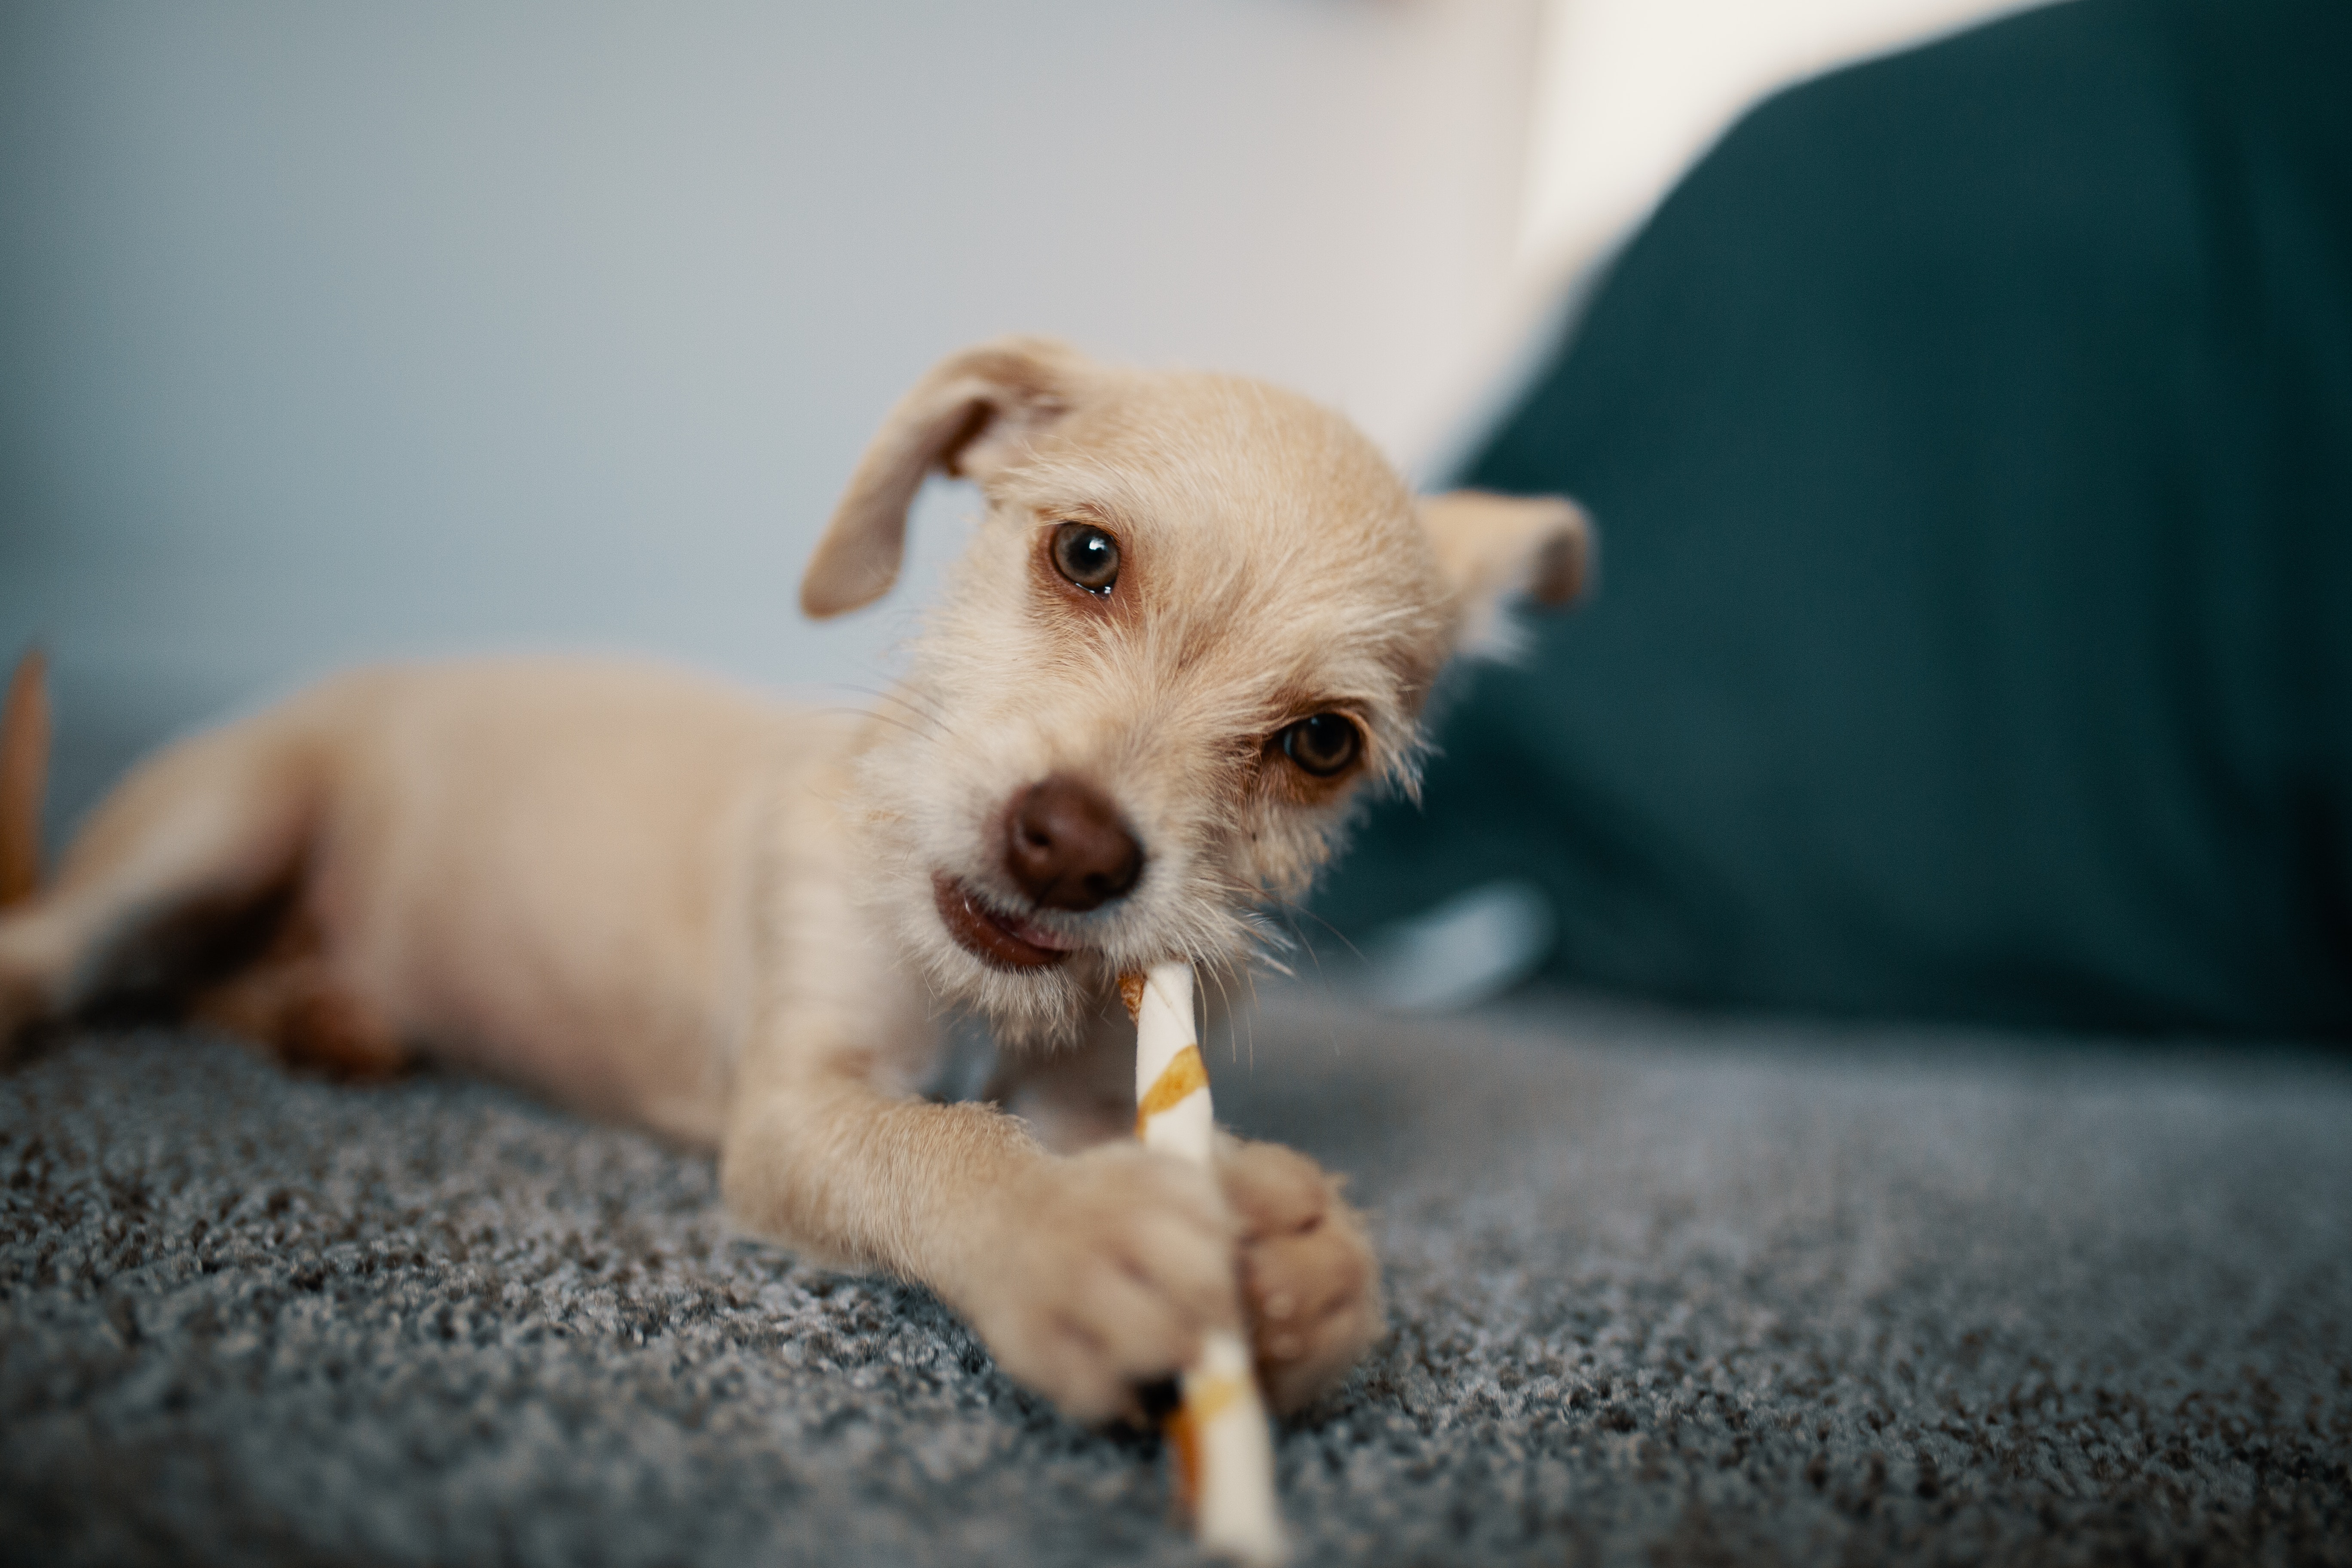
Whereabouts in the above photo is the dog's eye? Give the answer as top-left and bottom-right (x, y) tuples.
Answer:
(1277, 713), (1361, 778)
(1050, 522), (1120, 594)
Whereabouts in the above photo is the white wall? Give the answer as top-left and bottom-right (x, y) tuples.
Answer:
(1518, 0), (2052, 277)
(0, 1), (1545, 735)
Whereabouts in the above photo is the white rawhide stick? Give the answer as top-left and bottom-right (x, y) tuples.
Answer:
(1122, 962), (1286, 1566)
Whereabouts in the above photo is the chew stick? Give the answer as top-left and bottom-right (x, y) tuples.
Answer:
(1122, 962), (1286, 1566)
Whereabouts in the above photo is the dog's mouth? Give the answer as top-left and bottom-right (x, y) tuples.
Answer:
(932, 874), (1083, 971)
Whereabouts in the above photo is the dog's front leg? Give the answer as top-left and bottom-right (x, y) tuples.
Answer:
(721, 988), (1242, 1425)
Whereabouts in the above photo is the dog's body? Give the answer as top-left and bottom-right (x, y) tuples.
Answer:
(0, 339), (1588, 1423)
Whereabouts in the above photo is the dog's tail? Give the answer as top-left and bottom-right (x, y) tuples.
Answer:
(0, 646), (52, 909)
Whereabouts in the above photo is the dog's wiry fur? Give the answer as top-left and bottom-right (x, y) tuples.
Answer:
(0, 338), (1590, 1425)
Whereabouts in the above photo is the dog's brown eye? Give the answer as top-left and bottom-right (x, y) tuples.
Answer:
(1278, 713), (1361, 778)
(1050, 522), (1120, 594)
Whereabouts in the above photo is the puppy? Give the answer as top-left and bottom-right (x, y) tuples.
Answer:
(0, 337), (1589, 1423)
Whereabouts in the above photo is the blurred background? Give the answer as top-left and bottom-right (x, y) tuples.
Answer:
(6, 0), (2346, 1037)
(0, 0), (2031, 774)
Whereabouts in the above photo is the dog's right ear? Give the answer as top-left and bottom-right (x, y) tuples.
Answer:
(1418, 490), (1596, 660)
(801, 337), (1091, 619)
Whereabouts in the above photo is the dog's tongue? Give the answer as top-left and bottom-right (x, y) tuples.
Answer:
(991, 904), (1081, 952)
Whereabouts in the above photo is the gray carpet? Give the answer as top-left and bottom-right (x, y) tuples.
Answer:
(3, 992), (2349, 1566)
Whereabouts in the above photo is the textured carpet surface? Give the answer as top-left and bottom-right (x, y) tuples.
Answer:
(3, 994), (2349, 1565)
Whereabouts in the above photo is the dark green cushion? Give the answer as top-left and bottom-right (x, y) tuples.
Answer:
(1320, 0), (2352, 1036)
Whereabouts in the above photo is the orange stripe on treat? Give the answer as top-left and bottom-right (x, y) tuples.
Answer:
(1134, 1044), (1207, 1138)
(1185, 1371), (1246, 1426)
(1165, 1409), (1201, 1510)
(1161, 1377), (1243, 1513)
(1119, 971), (1148, 1022)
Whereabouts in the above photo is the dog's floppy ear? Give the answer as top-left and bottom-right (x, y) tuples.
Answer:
(1418, 490), (1596, 656)
(801, 337), (1091, 619)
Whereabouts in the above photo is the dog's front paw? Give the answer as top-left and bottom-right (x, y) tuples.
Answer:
(1219, 1137), (1384, 1415)
(965, 1143), (1239, 1425)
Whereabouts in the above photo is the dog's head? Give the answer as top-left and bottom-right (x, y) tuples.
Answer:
(804, 337), (1591, 1044)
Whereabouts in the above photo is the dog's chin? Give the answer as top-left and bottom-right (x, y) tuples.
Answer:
(911, 874), (1102, 1048)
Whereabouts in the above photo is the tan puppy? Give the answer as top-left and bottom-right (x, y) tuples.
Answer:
(0, 338), (1589, 1424)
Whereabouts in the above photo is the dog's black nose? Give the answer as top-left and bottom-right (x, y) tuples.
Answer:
(1005, 775), (1142, 911)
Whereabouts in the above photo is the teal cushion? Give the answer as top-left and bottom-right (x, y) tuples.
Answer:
(1320, 0), (2352, 1036)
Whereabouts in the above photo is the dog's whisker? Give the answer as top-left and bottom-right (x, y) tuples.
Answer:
(1201, 959), (1238, 1065)
(864, 684), (961, 734)
(805, 677), (955, 721)
(802, 682), (962, 743)
(802, 705), (944, 747)
(1262, 894), (1369, 972)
